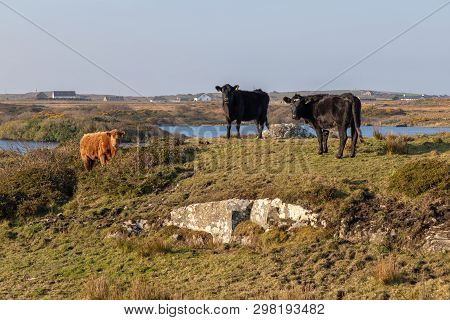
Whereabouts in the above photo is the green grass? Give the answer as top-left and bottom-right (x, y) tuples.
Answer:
(0, 133), (449, 299)
(389, 158), (449, 197)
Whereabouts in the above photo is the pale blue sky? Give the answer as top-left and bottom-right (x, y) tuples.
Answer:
(1, 0), (449, 95)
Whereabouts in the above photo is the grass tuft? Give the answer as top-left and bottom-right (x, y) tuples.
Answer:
(82, 276), (121, 300)
(372, 127), (384, 140)
(385, 135), (409, 155)
(373, 256), (402, 285)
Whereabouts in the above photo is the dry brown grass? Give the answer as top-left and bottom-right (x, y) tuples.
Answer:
(82, 276), (121, 300)
(258, 284), (318, 300)
(128, 278), (179, 300)
(372, 127), (385, 140)
(373, 256), (402, 285)
(385, 135), (409, 154)
(115, 237), (174, 257)
(82, 276), (180, 300)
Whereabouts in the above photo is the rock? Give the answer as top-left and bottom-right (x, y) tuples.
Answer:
(170, 198), (319, 243)
(105, 231), (125, 239)
(279, 202), (316, 225)
(250, 199), (274, 229)
(170, 199), (253, 243)
(251, 198), (317, 229)
(262, 123), (313, 139)
(122, 219), (149, 236)
(424, 224), (450, 252)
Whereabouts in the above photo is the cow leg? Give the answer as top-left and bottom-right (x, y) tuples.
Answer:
(315, 128), (324, 155)
(99, 153), (107, 166)
(322, 130), (329, 153)
(336, 126), (348, 159)
(236, 120), (241, 139)
(226, 121), (232, 139)
(82, 156), (93, 171)
(350, 125), (357, 158)
(256, 121), (263, 139)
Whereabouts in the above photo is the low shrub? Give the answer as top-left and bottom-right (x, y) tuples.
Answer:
(0, 166), (76, 219)
(389, 159), (449, 197)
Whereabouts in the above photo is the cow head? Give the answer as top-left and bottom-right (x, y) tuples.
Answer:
(215, 84), (239, 109)
(107, 129), (125, 147)
(283, 94), (308, 120)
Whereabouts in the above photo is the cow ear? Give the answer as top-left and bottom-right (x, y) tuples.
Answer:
(215, 86), (222, 92)
(234, 85), (239, 91)
(283, 97), (292, 104)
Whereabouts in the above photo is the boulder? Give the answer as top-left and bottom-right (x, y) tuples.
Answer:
(262, 123), (313, 139)
(170, 198), (319, 243)
(250, 198), (317, 230)
(170, 199), (253, 243)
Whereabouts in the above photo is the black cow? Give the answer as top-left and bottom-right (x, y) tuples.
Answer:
(283, 93), (363, 158)
(215, 84), (270, 138)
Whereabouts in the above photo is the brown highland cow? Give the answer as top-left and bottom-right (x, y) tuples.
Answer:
(80, 129), (125, 170)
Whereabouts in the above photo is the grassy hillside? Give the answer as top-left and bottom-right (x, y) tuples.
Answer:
(0, 132), (448, 299)
(0, 98), (449, 143)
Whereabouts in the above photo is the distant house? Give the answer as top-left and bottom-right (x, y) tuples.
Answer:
(194, 94), (212, 102)
(36, 92), (48, 100)
(103, 95), (124, 102)
(51, 91), (77, 100)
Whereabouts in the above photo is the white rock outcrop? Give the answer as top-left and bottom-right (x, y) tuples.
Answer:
(169, 199), (253, 243)
(170, 198), (318, 243)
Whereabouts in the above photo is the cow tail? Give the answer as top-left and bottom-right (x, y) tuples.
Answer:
(352, 97), (364, 143)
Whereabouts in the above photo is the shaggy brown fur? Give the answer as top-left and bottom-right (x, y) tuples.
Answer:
(80, 129), (125, 170)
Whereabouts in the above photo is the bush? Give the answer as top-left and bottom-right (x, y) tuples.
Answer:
(385, 135), (409, 155)
(0, 166), (76, 218)
(389, 159), (449, 197)
(0, 145), (79, 219)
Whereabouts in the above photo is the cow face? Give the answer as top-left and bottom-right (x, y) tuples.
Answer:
(215, 84), (239, 109)
(283, 94), (305, 120)
(107, 129), (125, 147)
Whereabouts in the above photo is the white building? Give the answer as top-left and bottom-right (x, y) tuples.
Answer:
(51, 91), (77, 100)
(103, 95), (124, 102)
(194, 94), (212, 102)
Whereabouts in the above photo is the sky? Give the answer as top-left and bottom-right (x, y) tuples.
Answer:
(1, 0), (449, 96)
